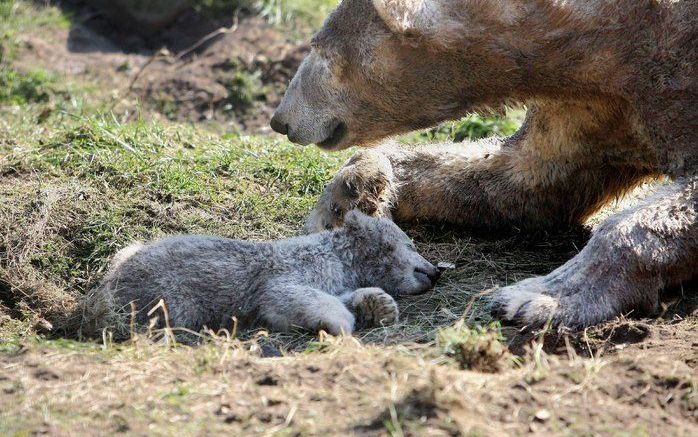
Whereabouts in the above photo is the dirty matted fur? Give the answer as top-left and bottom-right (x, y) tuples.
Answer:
(88, 211), (440, 337)
(271, 0), (697, 328)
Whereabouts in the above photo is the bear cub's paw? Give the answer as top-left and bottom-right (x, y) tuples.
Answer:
(351, 287), (399, 327)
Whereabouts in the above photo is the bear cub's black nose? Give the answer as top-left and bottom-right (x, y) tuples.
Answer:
(416, 265), (441, 284)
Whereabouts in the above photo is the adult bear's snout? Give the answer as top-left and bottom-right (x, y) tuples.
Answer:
(270, 113), (288, 135)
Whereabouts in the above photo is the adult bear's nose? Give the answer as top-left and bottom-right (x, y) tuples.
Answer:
(270, 113), (288, 135)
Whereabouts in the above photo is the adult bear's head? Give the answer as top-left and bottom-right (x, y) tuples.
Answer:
(271, 0), (525, 149)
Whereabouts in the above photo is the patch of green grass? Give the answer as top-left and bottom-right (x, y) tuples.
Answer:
(0, 338), (22, 353)
(21, 114), (340, 200)
(0, 67), (57, 105)
(0, 64), (94, 131)
(193, 0), (338, 28)
(402, 109), (525, 144)
(256, 0), (338, 26)
(449, 112), (522, 141)
(31, 336), (106, 352)
(0, 0), (70, 28)
(162, 384), (191, 403)
(437, 321), (509, 372)
(192, 0), (253, 15)
(1, 0), (71, 60)
(223, 70), (264, 109)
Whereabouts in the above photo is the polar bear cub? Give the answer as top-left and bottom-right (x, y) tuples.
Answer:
(92, 210), (440, 336)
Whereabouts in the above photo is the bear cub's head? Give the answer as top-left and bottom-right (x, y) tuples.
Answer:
(341, 210), (440, 296)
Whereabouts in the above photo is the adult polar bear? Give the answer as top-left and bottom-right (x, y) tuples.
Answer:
(270, 0), (697, 328)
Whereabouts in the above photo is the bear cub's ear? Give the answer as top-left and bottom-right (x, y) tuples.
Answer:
(343, 209), (375, 234)
(372, 0), (446, 37)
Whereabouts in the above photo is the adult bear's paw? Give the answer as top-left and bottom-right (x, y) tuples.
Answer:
(489, 277), (561, 328)
(305, 149), (395, 233)
(489, 251), (658, 330)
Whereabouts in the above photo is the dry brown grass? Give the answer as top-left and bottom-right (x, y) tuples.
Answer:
(0, 180), (83, 330)
(2, 318), (696, 435)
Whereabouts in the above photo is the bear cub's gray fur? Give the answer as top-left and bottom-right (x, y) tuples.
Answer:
(92, 210), (440, 336)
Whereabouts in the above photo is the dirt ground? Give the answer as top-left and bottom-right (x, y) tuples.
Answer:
(1, 1), (696, 435)
(1, 317), (696, 435)
(13, 1), (308, 132)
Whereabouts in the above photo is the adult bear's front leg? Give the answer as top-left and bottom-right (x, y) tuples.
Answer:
(306, 136), (647, 233)
(490, 178), (697, 328)
(306, 141), (507, 232)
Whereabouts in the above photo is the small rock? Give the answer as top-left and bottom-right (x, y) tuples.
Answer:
(437, 262), (456, 271)
(534, 409), (551, 422)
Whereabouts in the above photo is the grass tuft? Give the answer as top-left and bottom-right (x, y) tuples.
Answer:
(437, 321), (510, 372)
(0, 67), (57, 105)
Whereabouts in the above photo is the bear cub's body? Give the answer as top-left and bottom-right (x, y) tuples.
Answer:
(93, 210), (439, 336)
